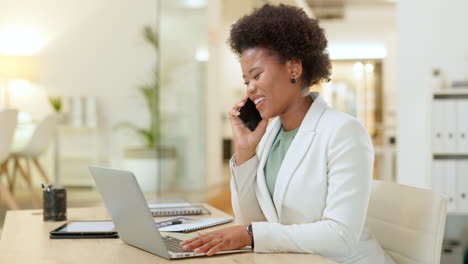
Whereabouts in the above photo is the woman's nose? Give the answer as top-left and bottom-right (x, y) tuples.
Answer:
(247, 82), (256, 95)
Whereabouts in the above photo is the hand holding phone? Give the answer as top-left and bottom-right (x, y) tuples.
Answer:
(238, 98), (262, 131)
(229, 97), (266, 165)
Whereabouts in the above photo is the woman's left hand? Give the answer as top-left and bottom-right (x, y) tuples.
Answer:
(180, 225), (252, 256)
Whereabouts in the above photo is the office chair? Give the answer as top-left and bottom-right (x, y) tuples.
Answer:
(366, 180), (447, 264)
(0, 109), (19, 209)
(9, 114), (55, 197)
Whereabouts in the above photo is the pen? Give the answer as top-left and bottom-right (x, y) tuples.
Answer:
(41, 184), (52, 191)
(156, 219), (184, 228)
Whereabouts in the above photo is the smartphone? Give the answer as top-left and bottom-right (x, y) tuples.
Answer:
(238, 98), (262, 131)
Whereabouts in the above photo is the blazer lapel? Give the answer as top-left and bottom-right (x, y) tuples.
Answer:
(255, 118), (281, 223)
(273, 93), (328, 220)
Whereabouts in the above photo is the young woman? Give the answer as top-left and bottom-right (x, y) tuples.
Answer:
(181, 4), (394, 264)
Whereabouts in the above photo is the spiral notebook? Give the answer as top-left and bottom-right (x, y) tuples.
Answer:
(149, 205), (211, 217)
(147, 198), (211, 217)
(156, 216), (232, 233)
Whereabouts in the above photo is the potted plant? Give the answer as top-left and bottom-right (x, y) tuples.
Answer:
(115, 25), (158, 148)
(116, 25), (176, 194)
(431, 68), (446, 90)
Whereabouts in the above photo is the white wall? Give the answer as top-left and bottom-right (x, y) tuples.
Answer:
(397, 0), (468, 188)
(0, 0), (157, 182)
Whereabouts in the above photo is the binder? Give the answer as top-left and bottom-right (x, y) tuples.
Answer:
(432, 160), (445, 195)
(433, 160), (457, 212)
(70, 97), (83, 127)
(445, 160), (457, 212)
(432, 100), (444, 153)
(456, 160), (468, 212)
(456, 100), (468, 153)
(444, 100), (458, 153)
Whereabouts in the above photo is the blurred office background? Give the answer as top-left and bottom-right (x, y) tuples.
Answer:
(1, 0), (468, 262)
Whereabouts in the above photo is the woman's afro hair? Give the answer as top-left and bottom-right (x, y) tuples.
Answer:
(228, 4), (331, 86)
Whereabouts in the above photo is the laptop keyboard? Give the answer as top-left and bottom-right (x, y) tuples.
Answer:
(163, 236), (192, 253)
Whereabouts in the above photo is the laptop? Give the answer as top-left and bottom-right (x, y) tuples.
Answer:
(88, 166), (251, 259)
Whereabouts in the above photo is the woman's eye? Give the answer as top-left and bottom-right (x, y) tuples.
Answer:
(243, 73), (261, 86)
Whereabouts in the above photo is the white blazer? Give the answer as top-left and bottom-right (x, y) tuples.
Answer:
(230, 93), (390, 264)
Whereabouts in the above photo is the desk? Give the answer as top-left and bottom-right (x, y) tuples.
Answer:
(0, 204), (335, 264)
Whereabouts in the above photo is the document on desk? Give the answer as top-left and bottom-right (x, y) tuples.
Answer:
(156, 216), (232, 233)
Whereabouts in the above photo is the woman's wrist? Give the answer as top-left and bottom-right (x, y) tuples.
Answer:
(245, 224), (254, 248)
(235, 149), (256, 165)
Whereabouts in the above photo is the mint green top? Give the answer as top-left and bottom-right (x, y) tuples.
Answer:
(264, 126), (299, 198)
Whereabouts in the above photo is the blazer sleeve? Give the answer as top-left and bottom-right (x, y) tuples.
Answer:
(230, 155), (266, 224)
(251, 119), (374, 258)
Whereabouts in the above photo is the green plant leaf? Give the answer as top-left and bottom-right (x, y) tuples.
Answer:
(113, 122), (156, 148)
(115, 24), (159, 148)
(48, 96), (62, 112)
(143, 25), (158, 51)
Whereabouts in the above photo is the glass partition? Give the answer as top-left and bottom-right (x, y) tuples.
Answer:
(157, 0), (208, 195)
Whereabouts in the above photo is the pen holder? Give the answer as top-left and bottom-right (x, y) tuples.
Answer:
(43, 188), (67, 221)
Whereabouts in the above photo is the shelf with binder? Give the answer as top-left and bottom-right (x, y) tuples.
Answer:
(432, 159), (468, 214)
(433, 154), (468, 158)
(57, 96), (104, 187)
(430, 92), (468, 215)
(433, 88), (468, 96)
(431, 96), (468, 154)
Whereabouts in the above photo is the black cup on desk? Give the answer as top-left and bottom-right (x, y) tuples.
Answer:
(43, 186), (67, 221)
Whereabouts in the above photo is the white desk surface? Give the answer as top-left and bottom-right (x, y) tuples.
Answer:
(0, 204), (335, 264)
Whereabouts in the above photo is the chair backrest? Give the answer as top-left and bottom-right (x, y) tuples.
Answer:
(20, 114), (56, 157)
(366, 180), (447, 264)
(0, 109), (18, 163)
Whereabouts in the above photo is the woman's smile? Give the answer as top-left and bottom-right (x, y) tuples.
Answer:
(253, 96), (266, 110)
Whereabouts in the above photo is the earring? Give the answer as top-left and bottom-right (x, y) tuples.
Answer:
(290, 76), (297, 84)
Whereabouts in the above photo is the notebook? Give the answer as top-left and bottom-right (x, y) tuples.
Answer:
(149, 205), (211, 217)
(155, 216), (232, 233)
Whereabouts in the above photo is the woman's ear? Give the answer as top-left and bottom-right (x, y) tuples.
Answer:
(287, 58), (303, 79)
